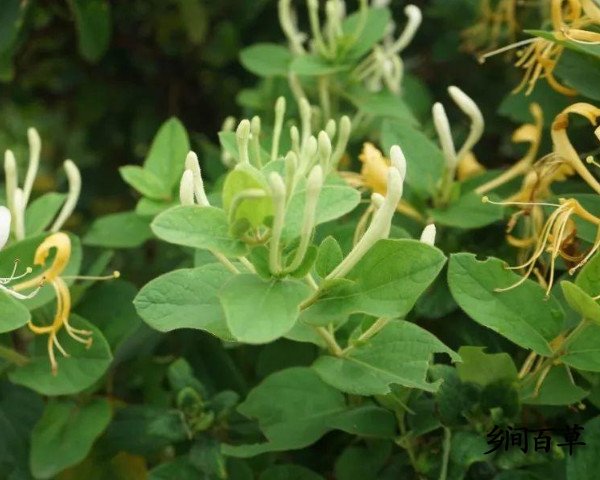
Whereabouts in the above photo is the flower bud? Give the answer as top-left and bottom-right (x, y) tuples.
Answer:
(390, 145), (407, 180)
(179, 169), (195, 205)
(419, 224), (436, 246)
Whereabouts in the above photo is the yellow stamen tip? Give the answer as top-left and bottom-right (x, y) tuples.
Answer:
(25, 267), (32, 273)
(482, 195), (489, 203)
(113, 271), (120, 279)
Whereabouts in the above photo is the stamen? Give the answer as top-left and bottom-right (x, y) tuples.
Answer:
(478, 37), (537, 63)
(481, 195), (561, 208)
(61, 271), (120, 281)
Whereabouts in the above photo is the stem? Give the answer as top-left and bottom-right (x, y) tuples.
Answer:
(439, 427), (451, 480)
(238, 257), (256, 273)
(318, 76), (331, 121)
(212, 251), (240, 274)
(0, 344), (29, 366)
(342, 317), (390, 355)
(315, 326), (343, 356)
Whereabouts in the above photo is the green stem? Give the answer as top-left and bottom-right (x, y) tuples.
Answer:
(439, 427), (451, 480)
(0, 344), (29, 366)
(314, 326), (343, 356)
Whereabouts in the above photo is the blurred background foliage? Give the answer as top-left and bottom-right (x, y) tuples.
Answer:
(1, 0), (537, 228)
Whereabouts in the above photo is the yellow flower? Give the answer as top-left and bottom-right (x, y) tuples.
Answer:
(13, 232), (119, 375)
(341, 143), (424, 223)
(461, 0), (519, 53)
(479, 0), (600, 96)
(485, 196), (600, 295)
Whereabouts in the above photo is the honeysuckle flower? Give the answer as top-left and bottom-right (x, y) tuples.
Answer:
(236, 119), (251, 166)
(185, 151), (210, 207)
(271, 96), (286, 162)
(4, 129), (82, 240)
(268, 172), (287, 274)
(461, 0), (519, 53)
(551, 102), (600, 195)
(478, 0), (600, 96)
(179, 169), (195, 205)
(286, 165), (324, 272)
(420, 224), (436, 246)
(14, 232), (119, 374)
(353, 5), (422, 93)
(0, 205), (38, 301)
(328, 160), (405, 279)
(485, 196), (600, 296)
(341, 142), (422, 222)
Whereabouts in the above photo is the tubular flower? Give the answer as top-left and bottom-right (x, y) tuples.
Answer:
(14, 232), (119, 374)
(551, 102), (600, 194)
(461, 0), (519, 53)
(340, 142), (423, 222)
(479, 0), (600, 96)
(485, 196), (600, 296)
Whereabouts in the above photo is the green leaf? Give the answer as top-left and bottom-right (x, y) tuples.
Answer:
(527, 29), (600, 60)
(315, 236), (343, 278)
(521, 365), (588, 405)
(222, 165), (273, 228)
(25, 192), (67, 236)
(0, 293), (31, 333)
(0, 233), (82, 310)
(430, 191), (504, 229)
(260, 465), (324, 480)
(298, 278), (358, 326)
(340, 7), (391, 60)
(290, 55), (350, 76)
(84, 211), (153, 248)
(555, 49), (600, 101)
(68, 0), (111, 62)
(143, 117), (190, 191)
(448, 254), (564, 356)
(561, 281), (600, 325)
(561, 322), (600, 372)
(119, 166), (171, 200)
(283, 176), (361, 241)
(219, 274), (311, 344)
(576, 245), (600, 295)
(239, 43), (292, 77)
(348, 87), (419, 125)
(344, 239), (447, 318)
(222, 367), (395, 457)
(456, 346), (518, 387)
(151, 205), (247, 256)
(134, 264), (235, 341)
(334, 442), (391, 480)
(449, 431), (489, 471)
(9, 315), (112, 396)
(102, 406), (189, 455)
(313, 320), (459, 395)
(0, 0), (28, 81)
(75, 279), (142, 349)
(567, 416), (600, 479)
(0, 382), (43, 478)
(30, 398), (112, 479)
(381, 119), (444, 197)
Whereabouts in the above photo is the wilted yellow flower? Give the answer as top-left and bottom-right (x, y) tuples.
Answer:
(462, 0), (519, 53)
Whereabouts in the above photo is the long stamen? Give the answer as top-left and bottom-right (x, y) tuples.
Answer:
(482, 196), (561, 208)
(477, 37), (537, 64)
